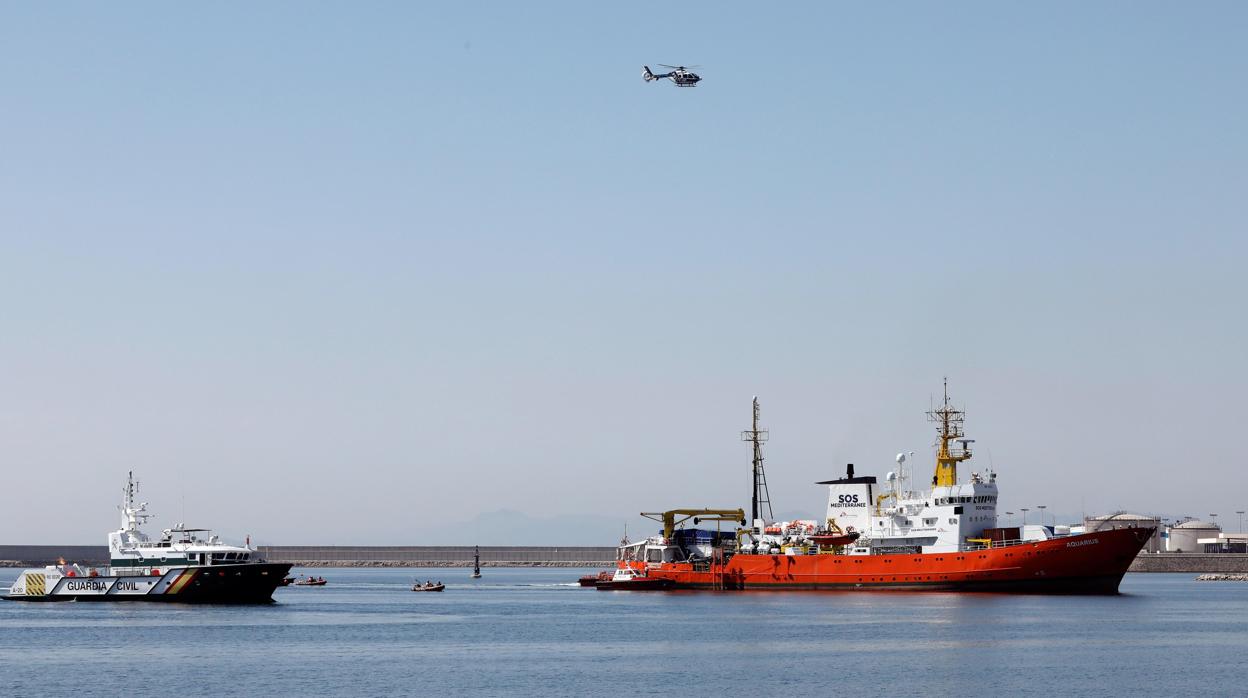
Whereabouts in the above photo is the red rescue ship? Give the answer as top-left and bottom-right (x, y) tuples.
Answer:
(595, 385), (1152, 594)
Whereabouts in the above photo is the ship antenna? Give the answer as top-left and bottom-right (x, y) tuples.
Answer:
(741, 396), (773, 525)
(120, 470), (150, 532)
(928, 377), (972, 488)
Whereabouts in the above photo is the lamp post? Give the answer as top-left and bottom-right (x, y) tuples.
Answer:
(1038, 505), (1048, 528)
(1237, 511), (1244, 533)
(1021, 508), (1030, 526)
(1006, 512), (1015, 527)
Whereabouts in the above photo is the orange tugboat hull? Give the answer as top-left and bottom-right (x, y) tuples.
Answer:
(644, 527), (1152, 594)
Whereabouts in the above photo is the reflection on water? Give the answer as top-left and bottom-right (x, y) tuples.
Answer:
(1, 568), (1242, 695)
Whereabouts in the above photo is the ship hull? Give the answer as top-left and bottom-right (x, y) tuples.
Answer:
(595, 578), (675, 591)
(4, 562), (293, 603)
(646, 528), (1152, 595)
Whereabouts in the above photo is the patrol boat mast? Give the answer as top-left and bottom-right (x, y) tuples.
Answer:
(115, 471), (152, 550)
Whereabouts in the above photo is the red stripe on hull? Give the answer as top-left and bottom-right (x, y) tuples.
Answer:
(646, 527), (1152, 595)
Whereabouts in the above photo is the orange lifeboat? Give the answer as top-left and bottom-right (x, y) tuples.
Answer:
(809, 531), (860, 547)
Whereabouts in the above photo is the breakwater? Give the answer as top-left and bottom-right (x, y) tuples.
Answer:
(258, 545), (616, 567)
(0, 545), (110, 566)
(1130, 553), (1248, 573)
(0, 544), (616, 567)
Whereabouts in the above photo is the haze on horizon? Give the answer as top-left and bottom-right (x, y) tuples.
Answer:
(2, 3), (1245, 545)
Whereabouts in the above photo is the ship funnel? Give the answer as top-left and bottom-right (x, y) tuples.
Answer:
(846, 463), (855, 478)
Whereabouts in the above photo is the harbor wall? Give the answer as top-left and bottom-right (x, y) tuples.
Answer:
(0, 545), (110, 566)
(0, 545), (616, 567)
(257, 546), (617, 567)
(1129, 553), (1248, 573)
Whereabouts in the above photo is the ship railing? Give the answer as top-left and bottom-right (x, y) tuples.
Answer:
(962, 533), (1077, 552)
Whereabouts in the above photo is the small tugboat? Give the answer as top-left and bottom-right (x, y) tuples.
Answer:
(579, 526), (635, 588)
(471, 545), (482, 579)
(293, 575), (327, 586)
(4, 472), (291, 603)
(578, 570), (614, 587)
(412, 580), (445, 592)
(595, 562), (674, 591)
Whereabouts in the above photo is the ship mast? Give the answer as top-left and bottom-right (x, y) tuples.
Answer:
(120, 471), (150, 532)
(741, 396), (773, 525)
(928, 379), (973, 488)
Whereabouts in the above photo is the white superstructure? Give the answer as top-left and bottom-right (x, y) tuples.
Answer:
(6, 472), (286, 603)
(107, 472), (255, 576)
(823, 462), (1001, 554)
(822, 384), (1014, 554)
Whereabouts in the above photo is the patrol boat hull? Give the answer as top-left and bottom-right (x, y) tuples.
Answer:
(641, 527), (1151, 594)
(4, 562), (292, 603)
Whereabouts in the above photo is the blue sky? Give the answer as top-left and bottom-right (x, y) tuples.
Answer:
(2, 2), (1246, 543)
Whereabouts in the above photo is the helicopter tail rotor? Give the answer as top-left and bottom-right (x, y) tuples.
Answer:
(642, 66), (657, 82)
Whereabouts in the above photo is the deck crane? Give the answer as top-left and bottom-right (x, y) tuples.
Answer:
(640, 508), (747, 539)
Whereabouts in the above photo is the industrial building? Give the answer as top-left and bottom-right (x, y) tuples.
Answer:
(1084, 512), (1165, 553)
(1167, 519), (1223, 553)
(1077, 514), (1245, 554)
(1195, 533), (1247, 553)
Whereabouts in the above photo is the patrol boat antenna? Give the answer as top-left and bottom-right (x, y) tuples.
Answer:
(121, 471), (151, 537)
(929, 378), (974, 487)
(742, 396), (773, 527)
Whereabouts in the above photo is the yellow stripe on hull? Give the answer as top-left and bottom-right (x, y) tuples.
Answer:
(166, 569), (197, 595)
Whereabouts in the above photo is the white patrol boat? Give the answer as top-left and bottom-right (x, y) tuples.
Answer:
(5, 473), (291, 603)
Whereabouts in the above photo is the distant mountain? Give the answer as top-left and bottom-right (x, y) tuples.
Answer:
(426, 509), (639, 547)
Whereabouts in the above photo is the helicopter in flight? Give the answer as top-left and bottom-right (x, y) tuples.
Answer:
(642, 64), (702, 87)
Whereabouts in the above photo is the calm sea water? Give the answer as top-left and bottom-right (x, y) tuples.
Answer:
(0, 567), (1243, 696)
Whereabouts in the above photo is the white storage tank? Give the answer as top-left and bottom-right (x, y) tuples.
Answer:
(1166, 519), (1222, 553)
(1084, 512), (1165, 553)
